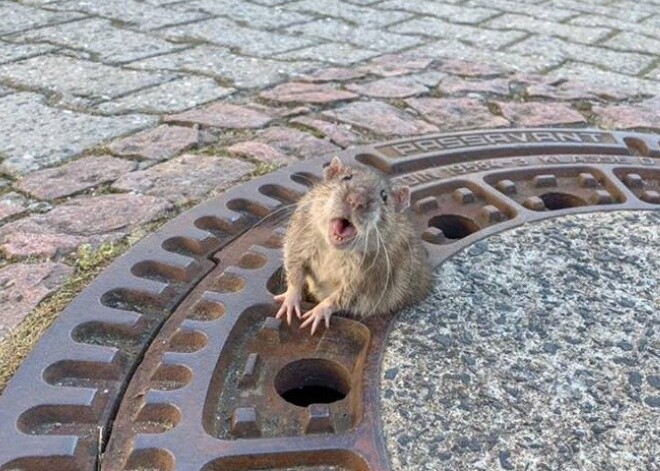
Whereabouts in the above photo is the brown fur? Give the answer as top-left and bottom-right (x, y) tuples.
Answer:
(281, 158), (432, 319)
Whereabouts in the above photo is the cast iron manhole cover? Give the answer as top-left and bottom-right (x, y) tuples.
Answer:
(0, 129), (658, 470)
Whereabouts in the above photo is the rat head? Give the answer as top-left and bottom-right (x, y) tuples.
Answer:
(315, 156), (411, 251)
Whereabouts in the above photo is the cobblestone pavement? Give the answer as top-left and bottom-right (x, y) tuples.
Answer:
(1, 2), (659, 352)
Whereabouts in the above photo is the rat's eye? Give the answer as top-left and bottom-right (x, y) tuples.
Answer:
(341, 174), (353, 181)
(380, 189), (388, 203)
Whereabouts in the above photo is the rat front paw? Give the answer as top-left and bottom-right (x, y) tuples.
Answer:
(274, 290), (302, 325)
(300, 302), (333, 335)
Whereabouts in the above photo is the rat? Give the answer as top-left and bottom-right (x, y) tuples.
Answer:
(274, 156), (432, 334)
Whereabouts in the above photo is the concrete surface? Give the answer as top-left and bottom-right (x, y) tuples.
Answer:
(382, 210), (660, 471)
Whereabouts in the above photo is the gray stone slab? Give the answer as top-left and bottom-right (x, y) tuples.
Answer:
(0, 84), (14, 98)
(486, 13), (611, 44)
(275, 43), (381, 66)
(508, 35), (654, 75)
(379, 0), (499, 24)
(14, 18), (182, 64)
(0, 41), (57, 66)
(289, 19), (425, 53)
(126, 45), (320, 88)
(547, 0), (654, 22)
(569, 14), (660, 39)
(412, 39), (563, 73)
(51, 0), (209, 30)
(0, 55), (172, 104)
(0, 92), (157, 175)
(466, 0), (577, 21)
(383, 211), (660, 471)
(391, 17), (527, 49)
(285, 0), (414, 27)
(96, 76), (234, 114)
(172, 0), (313, 29)
(604, 31), (660, 55)
(548, 62), (660, 95)
(159, 17), (317, 56)
(0, 2), (83, 35)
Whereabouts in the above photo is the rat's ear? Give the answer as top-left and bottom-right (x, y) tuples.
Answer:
(392, 186), (411, 212)
(323, 156), (344, 180)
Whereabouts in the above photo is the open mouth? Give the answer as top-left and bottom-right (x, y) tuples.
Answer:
(329, 217), (357, 247)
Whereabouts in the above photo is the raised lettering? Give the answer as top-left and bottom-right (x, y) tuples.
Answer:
(484, 133), (513, 144)
(391, 143), (418, 156)
(531, 132), (559, 142)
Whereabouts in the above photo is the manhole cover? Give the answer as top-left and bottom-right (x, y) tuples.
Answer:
(0, 129), (658, 470)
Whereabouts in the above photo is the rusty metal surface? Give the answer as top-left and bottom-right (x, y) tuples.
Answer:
(0, 128), (658, 471)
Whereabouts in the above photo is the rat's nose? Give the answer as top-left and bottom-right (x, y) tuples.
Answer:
(346, 190), (367, 210)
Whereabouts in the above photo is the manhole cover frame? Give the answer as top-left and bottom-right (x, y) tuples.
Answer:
(0, 128), (658, 471)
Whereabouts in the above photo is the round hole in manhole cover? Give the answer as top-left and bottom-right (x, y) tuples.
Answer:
(428, 214), (480, 239)
(0, 128), (658, 471)
(275, 358), (351, 407)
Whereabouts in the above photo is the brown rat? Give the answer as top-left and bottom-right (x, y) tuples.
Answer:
(274, 156), (432, 334)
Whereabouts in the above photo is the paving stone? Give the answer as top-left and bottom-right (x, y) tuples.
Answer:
(437, 59), (507, 77)
(172, 0), (312, 29)
(15, 18), (182, 64)
(0, 193), (173, 258)
(0, 232), (85, 260)
(250, 127), (340, 159)
(466, 0), (577, 21)
(486, 14), (611, 44)
(406, 70), (448, 87)
(108, 125), (208, 161)
(569, 14), (660, 39)
(0, 55), (171, 103)
(547, 63), (660, 95)
(645, 67), (660, 81)
(165, 102), (277, 129)
(438, 76), (511, 96)
(0, 41), (57, 66)
(97, 76), (234, 114)
(508, 35), (654, 75)
(260, 82), (358, 104)
(592, 102), (660, 131)
(51, 0), (207, 29)
(322, 101), (439, 137)
(392, 17), (527, 49)
(160, 18), (316, 56)
(604, 32), (660, 56)
(275, 43), (381, 66)
(346, 76), (429, 98)
(405, 97), (509, 130)
(379, 0), (499, 24)
(298, 67), (368, 83)
(127, 45), (319, 89)
(359, 54), (434, 77)
(495, 102), (587, 127)
(112, 154), (255, 206)
(0, 262), (74, 340)
(0, 84), (14, 98)
(0, 192), (29, 223)
(291, 116), (364, 148)
(285, 0), (413, 27)
(0, 2), (83, 35)
(0, 93), (157, 175)
(522, 77), (626, 100)
(290, 18), (424, 53)
(226, 142), (293, 166)
(413, 39), (563, 73)
(15, 155), (136, 200)
(547, 0), (653, 23)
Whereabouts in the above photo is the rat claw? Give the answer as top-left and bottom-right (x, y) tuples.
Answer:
(273, 293), (286, 303)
